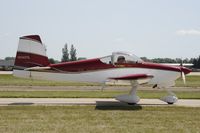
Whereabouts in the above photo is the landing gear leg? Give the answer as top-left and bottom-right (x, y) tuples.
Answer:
(101, 81), (106, 92)
(115, 81), (140, 104)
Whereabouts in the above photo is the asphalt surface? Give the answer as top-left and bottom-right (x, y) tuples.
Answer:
(0, 98), (200, 107)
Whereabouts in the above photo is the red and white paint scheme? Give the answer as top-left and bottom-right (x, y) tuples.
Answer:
(13, 35), (191, 104)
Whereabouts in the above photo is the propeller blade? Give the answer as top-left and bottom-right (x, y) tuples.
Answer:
(181, 71), (186, 84)
(180, 58), (186, 84)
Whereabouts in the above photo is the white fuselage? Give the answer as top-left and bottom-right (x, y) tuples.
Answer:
(13, 67), (180, 87)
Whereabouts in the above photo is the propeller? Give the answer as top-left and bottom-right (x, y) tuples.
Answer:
(181, 71), (186, 84)
(180, 58), (186, 84)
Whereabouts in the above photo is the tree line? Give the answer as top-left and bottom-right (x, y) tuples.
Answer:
(141, 56), (200, 69)
(49, 43), (86, 64)
(192, 56), (200, 69)
(61, 43), (77, 62)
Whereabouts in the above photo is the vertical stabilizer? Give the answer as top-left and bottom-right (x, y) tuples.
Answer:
(14, 35), (49, 70)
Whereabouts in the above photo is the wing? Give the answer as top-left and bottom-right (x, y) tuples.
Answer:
(109, 74), (153, 84)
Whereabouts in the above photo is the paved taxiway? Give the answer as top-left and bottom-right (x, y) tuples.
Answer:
(0, 98), (200, 107)
(0, 71), (13, 74)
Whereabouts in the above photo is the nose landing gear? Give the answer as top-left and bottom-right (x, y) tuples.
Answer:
(160, 89), (178, 104)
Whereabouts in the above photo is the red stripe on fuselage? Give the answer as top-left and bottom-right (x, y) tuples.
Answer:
(50, 58), (114, 72)
(50, 58), (188, 74)
(119, 62), (191, 74)
(126, 62), (181, 72)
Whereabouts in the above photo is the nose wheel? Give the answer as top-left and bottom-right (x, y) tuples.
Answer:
(160, 89), (178, 104)
(161, 95), (178, 104)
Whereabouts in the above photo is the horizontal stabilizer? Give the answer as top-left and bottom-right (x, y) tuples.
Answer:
(24, 66), (51, 71)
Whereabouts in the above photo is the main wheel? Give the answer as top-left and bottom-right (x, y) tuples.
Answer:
(128, 103), (137, 105)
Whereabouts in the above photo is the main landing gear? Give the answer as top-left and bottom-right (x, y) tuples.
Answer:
(115, 81), (140, 104)
(115, 81), (178, 105)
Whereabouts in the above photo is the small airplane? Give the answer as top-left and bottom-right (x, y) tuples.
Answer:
(13, 35), (191, 104)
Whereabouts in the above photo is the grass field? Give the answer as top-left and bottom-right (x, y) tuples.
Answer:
(0, 74), (200, 87)
(0, 106), (199, 133)
(0, 74), (96, 86)
(0, 75), (199, 133)
(176, 75), (200, 87)
(0, 74), (199, 98)
(0, 90), (200, 99)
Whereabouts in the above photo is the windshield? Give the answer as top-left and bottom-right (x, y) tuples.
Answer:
(128, 53), (143, 63)
(100, 52), (143, 64)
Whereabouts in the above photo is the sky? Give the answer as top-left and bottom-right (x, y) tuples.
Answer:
(0, 0), (200, 60)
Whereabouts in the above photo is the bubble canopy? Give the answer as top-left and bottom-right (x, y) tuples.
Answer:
(100, 51), (143, 64)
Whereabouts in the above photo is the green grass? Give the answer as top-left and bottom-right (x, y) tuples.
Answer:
(0, 74), (96, 86)
(0, 75), (199, 99)
(0, 90), (200, 99)
(176, 75), (200, 87)
(0, 106), (199, 133)
(0, 74), (200, 87)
